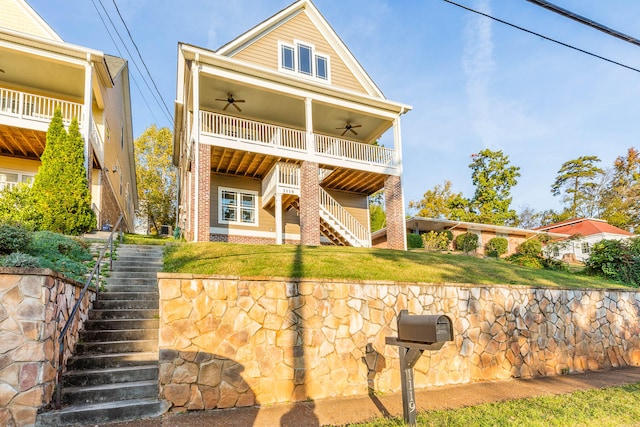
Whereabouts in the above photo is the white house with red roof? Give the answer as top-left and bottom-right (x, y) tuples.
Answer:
(535, 218), (634, 262)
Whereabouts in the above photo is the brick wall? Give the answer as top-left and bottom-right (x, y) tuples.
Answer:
(384, 175), (405, 250)
(299, 161), (320, 246)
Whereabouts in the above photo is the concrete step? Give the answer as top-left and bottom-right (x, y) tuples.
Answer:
(67, 352), (158, 370)
(108, 271), (159, 279)
(89, 308), (158, 320)
(36, 398), (170, 427)
(104, 277), (158, 285)
(80, 328), (158, 342)
(61, 380), (159, 405)
(75, 339), (158, 355)
(97, 292), (159, 301)
(84, 318), (159, 331)
(93, 299), (159, 310)
(62, 365), (158, 387)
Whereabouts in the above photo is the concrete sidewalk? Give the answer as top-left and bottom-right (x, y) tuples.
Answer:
(93, 366), (640, 427)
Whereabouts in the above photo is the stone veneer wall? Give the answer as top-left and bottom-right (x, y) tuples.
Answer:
(0, 270), (95, 427)
(158, 274), (640, 412)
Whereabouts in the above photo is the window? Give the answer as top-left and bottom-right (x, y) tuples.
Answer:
(581, 242), (590, 254)
(279, 40), (330, 82)
(553, 247), (560, 257)
(0, 171), (34, 191)
(281, 45), (294, 71)
(219, 187), (258, 226)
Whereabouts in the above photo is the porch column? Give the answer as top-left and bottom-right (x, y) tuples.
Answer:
(196, 143), (211, 242)
(275, 192), (283, 244)
(83, 57), (93, 182)
(305, 97), (314, 154)
(299, 161), (320, 246)
(386, 116), (407, 250)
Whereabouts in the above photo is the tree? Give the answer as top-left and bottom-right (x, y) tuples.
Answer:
(135, 125), (176, 234)
(408, 180), (464, 219)
(600, 148), (640, 231)
(31, 111), (95, 235)
(467, 149), (520, 226)
(551, 155), (604, 218)
(369, 190), (385, 232)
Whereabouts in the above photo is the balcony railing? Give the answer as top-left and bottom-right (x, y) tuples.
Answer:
(89, 118), (105, 164)
(200, 111), (396, 168)
(262, 162), (301, 207)
(201, 111), (306, 151)
(0, 87), (82, 125)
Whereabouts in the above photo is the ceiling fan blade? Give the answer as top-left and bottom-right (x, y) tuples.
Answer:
(216, 98), (227, 102)
(232, 102), (242, 112)
(351, 125), (362, 128)
(223, 103), (230, 111)
(235, 99), (246, 103)
(341, 129), (348, 137)
(336, 127), (345, 130)
(349, 128), (358, 136)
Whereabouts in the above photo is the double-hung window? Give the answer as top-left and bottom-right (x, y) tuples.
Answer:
(219, 187), (258, 226)
(279, 41), (330, 82)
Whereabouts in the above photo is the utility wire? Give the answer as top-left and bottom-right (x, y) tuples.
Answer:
(526, 0), (640, 48)
(94, 0), (173, 124)
(443, 0), (640, 74)
(110, 0), (174, 122)
(90, 0), (159, 125)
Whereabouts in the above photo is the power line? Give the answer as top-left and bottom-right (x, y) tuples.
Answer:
(526, 0), (640, 48)
(443, 0), (640, 74)
(89, 0), (159, 125)
(110, 0), (173, 122)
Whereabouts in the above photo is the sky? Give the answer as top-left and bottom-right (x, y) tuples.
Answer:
(26, 0), (640, 217)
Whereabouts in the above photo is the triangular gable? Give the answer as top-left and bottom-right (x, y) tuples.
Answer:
(216, 0), (384, 98)
(0, 0), (62, 41)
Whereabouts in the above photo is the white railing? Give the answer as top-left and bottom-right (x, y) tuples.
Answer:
(318, 168), (333, 182)
(262, 162), (301, 207)
(314, 134), (394, 167)
(89, 118), (105, 164)
(201, 111), (306, 151)
(0, 87), (82, 125)
(0, 181), (19, 192)
(319, 188), (370, 247)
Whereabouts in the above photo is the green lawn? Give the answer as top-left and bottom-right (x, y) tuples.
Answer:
(162, 243), (628, 289)
(347, 383), (640, 427)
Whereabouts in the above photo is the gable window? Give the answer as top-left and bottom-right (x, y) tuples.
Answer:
(219, 187), (258, 226)
(278, 40), (330, 82)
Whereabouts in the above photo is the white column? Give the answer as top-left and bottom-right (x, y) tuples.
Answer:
(192, 59), (201, 242)
(305, 97), (313, 154)
(83, 56), (93, 175)
(275, 192), (283, 245)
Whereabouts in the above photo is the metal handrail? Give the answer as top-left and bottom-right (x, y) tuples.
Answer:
(55, 214), (124, 409)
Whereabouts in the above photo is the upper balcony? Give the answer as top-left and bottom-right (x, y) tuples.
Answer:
(199, 111), (398, 176)
(0, 86), (103, 164)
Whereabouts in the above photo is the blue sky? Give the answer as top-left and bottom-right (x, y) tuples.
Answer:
(27, 0), (640, 217)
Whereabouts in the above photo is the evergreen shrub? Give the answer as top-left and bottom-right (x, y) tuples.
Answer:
(486, 237), (508, 258)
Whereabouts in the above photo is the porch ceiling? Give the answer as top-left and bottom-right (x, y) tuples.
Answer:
(0, 123), (44, 159)
(209, 146), (299, 178)
(198, 74), (392, 145)
(321, 167), (385, 194)
(0, 46), (85, 99)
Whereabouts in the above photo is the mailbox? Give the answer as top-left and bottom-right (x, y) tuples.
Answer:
(397, 313), (453, 345)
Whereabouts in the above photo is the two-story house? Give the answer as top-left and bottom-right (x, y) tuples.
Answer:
(173, 0), (411, 249)
(0, 0), (137, 231)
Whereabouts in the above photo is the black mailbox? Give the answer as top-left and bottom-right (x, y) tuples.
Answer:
(397, 313), (453, 345)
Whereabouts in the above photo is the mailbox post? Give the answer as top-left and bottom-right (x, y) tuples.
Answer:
(386, 310), (453, 427)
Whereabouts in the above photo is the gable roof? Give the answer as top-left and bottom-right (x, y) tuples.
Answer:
(0, 0), (62, 41)
(534, 218), (633, 237)
(215, 0), (384, 98)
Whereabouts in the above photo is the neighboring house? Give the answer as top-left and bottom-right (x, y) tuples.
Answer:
(0, 0), (137, 231)
(372, 216), (567, 256)
(173, 0), (411, 249)
(535, 218), (634, 263)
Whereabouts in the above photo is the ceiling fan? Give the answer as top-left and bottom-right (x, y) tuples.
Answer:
(336, 123), (362, 137)
(216, 94), (245, 112)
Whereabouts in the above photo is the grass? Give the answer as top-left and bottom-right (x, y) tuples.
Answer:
(163, 243), (629, 289)
(122, 233), (175, 246)
(347, 383), (640, 427)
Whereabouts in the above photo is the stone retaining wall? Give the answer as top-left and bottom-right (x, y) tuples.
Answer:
(158, 274), (640, 412)
(0, 269), (95, 427)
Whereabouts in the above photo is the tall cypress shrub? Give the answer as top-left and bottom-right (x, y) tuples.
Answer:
(32, 110), (95, 235)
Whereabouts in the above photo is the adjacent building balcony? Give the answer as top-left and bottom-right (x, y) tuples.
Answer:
(199, 111), (398, 175)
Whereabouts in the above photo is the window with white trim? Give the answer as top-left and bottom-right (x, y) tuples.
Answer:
(0, 170), (34, 191)
(219, 187), (258, 226)
(279, 41), (330, 82)
(581, 242), (590, 254)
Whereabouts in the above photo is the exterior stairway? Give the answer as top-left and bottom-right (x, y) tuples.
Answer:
(37, 244), (169, 426)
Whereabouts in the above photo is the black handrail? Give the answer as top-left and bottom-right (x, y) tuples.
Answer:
(55, 214), (124, 409)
